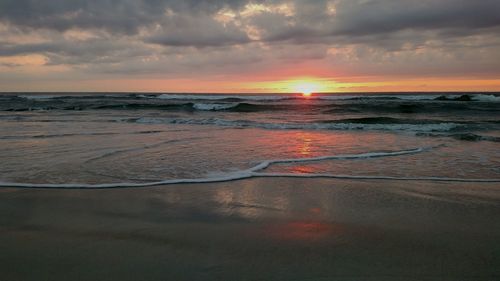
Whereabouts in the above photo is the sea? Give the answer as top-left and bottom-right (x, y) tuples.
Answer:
(0, 92), (499, 188)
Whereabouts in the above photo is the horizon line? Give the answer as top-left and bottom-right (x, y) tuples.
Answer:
(1, 91), (499, 95)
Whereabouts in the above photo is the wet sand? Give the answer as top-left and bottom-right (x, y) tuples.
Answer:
(1, 178), (499, 281)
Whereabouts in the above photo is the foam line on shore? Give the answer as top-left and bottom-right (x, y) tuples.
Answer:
(1, 147), (499, 189)
(246, 147), (426, 173)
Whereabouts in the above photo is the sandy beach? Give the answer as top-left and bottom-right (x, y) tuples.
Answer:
(1, 178), (499, 281)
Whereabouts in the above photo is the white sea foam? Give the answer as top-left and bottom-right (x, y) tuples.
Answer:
(134, 117), (462, 132)
(433, 94), (500, 102)
(19, 95), (59, 100)
(472, 94), (500, 102)
(192, 103), (239, 111)
(389, 95), (441, 100)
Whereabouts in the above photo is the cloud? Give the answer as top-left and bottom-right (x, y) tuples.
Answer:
(146, 11), (251, 47)
(252, 0), (500, 45)
(0, 0), (244, 33)
(0, 0), (499, 89)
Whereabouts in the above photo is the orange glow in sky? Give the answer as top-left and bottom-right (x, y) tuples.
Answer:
(236, 76), (500, 94)
(2, 71), (500, 93)
(246, 77), (335, 94)
(293, 81), (320, 95)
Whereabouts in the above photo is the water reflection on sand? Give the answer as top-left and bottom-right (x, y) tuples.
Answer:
(1, 178), (499, 280)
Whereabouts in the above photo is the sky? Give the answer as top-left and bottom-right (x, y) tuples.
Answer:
(1, 0), (500, 93)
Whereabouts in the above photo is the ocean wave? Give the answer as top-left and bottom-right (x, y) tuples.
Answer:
(192, 103), (240, 111)
(434, 94), (500, 102)
(3, 93), (499, 114)
(321, 117), (450, 125)
(0, 130), (167, 140)
(19, 95), (60, 100)
(1, 147), (499, 189)
(473, 94), (500, 102)
(90, 103), (194, 110)
(416, 132), (500, 142)
(134, 117), (463, 132)
(1, 101), (276, 112)
(340, 95), (440, 101)
(156, 94), (291, 101)
(246, 147), (429, 172)
(10, 93), (500, 103)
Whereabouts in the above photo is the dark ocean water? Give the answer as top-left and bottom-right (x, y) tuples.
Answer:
(0, 93), (499, 187)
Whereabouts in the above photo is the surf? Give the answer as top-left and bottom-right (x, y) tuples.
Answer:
(1, 147), (499, 189)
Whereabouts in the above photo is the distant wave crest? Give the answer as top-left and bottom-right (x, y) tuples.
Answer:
(11, 93), (500, 102)
(192, 103), (240, 111)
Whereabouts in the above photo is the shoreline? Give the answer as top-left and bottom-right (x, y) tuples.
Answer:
(1, 174), (500, 189)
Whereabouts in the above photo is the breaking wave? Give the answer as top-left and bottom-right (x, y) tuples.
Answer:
(0, 130), (168, 140)
(416, 132), (500, 142)
(133, 117), (465, 132)
(192, 103), (240, 111)
(2, 93), (499, 115)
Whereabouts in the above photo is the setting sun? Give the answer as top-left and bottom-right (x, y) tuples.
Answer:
(244, 77), (338, 94)
(294, 82), (319, 96)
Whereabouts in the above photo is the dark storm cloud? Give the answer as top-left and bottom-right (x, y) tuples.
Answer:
(0, 0), (252, 34)
(0, 36), (148, 64)
(258, 0), (500, 43)
(146, 12), (251, 47)
(0, 0), (160, 34)
(1, 0), (499, 46)
(332, 0), (500, 36)
(0, 42), (55, 56)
